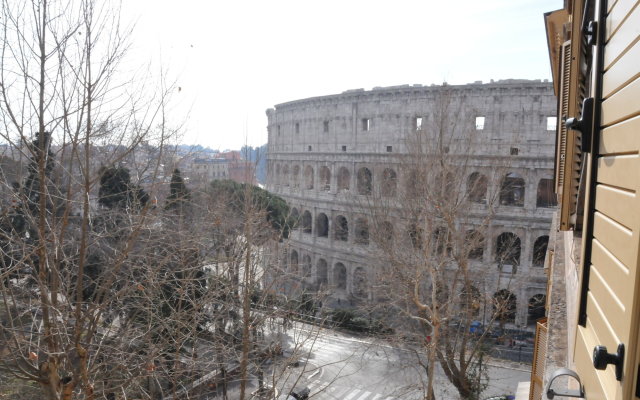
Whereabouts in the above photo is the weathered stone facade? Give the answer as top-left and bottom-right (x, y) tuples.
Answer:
(266, 80), (557, 327)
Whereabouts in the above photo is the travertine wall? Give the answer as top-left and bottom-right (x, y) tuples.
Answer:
(266, 79), (557, 327)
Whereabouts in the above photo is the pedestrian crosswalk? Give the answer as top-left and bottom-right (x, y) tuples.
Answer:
(305, 378), (396, 400)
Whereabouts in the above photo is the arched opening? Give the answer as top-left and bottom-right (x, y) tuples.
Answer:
(536, 178), (557, 207)
(434, 171), (455, 200)
(495, 232), (521, 267)
(405, 168), (422, 199)
(493, 289), (517, 324)
(304, 165), (314, 190)
(290, 250), (299, 274)
(302, 255), (312, 278)
(316, 213), (329, 237)
(528, 294), (546, 322)
(282, 164), (290, 187)
(337, 167), (350, 191)
(500, 173), (525, 206)
(432, 227), (451, 256)
(352, 267), (367, 297)
(357, 167), (372, 195)
(466, 230), (484, 260)
(408, 223), (424, 249)
(317, 259), (328, 286)
(377, 221), (394, 246)
(381, 168), (397, 197)
(292, 165), (300, 188)
(334, 215), (348, 241)
(461, 284), (481, 317)
(532, 235), (549, 267)
(319, 166), (331, 191)
(354, 217), (369, 245)
(467, 172), (488, 203)
(301, 211), (312, 234)
(334, 263), (347, 290)
(275, 164), (281, 185)
(290, 208), (300, 230)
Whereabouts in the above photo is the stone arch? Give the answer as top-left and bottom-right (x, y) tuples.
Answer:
(532, 235), (549, 267)
(499, 172), (525, 206)
(338, 167), (350, 191)
(528, 294), (546, 322)
(432, 227), (451, 256)
(377, 221), (394, 246)
(292, 165), (300, 188)
(408, 223), (424, 249)
(461, 284), (481, 316)
(334, 215), (348, 241)
(316, 212), (329, 237)
(493, 289), (517, 324)
(357, 167), (372, 195)
(405, 168), (422, 199)
(334, 262), (347, 290)
(290, 208), (300, 230)
(301, 211), (312, 234)
(319, 166), (331, 191)
(495, 232), (521, 266)
(466, 230), (484, 260)
(536, 178), (557, 207)
(467, 172), (488, 203)
(282, 164), (290, 187)
(352, 267), (367, 297)
(354, 217), (370, 245)
(317, 259), (328, 286)
(434, 171), (455, 200)
(302, 254), (312, 278)
(381, 168), (397, 197)
(290, 250), (299, 274)
(304, 165), (314, 190)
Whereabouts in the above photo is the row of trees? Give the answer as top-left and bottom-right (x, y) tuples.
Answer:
(0, 1), (310, 399)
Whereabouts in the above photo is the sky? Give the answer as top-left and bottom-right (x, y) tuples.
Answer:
(121, 0), (563, 151)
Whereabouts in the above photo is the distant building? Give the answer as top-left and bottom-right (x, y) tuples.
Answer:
(189, 151), (256, 186)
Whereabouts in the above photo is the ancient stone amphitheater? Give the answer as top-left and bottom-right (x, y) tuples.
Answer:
(266, 79), (557, 326)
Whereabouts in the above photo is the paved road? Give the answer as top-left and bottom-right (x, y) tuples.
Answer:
(279, 322), (530, 400)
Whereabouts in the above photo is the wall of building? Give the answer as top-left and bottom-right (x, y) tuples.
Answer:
(266, 80), (557, 327)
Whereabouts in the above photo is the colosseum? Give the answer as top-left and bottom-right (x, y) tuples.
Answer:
(266, 79), (557, 327)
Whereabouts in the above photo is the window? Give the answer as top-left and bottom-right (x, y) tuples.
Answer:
(356, 167), (372, 195)
(475, 116), (485, 130)
(536, 178), (557, 207)
(386, 146), (392, 152)
(362, 118), (370, 132)
(295, 122), (300, 134)
(341, 145), (347, 152)
(323, 120), (329, 133)
(415, 117), (423, 131)
(510, 147), (519, 155)
(308, 145), (312, 151)
(546, 116), (557, 131)
(277, 125), (281, 135)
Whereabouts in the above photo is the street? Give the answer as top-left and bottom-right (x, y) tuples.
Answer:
(276, 322), (530, 400)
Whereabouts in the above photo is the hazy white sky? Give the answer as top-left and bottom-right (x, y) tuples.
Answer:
(122, 0), (562, 150)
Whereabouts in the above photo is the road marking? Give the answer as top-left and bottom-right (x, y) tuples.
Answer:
(370, 395), (382, 400)
(384, 397), (395, 400)
(354, 391), (373, 400)
(307, 379), (321, 390)
(343, 389), (362, 400)
(329, 386), (351, 398)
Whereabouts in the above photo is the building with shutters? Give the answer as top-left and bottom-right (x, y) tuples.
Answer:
(530, 1), (640, 399)
(265, 80), (559, 327)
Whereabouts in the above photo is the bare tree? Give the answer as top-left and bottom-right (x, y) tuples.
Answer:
(366, 88), (522, 400)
